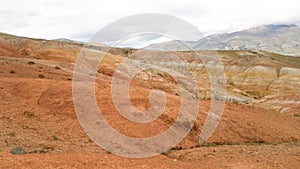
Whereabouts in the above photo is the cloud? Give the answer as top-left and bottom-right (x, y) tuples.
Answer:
(104, 34), (173, 48)
(0, 0), (299, 45)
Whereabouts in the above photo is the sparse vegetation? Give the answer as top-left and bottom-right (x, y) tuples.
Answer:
(27, 61), (35, 65)
(198, 141), (278, 147)
(121, 48), (131, 55)
(200, 143), (218, 147)
(246, 141), (272, 146)
(161, 148), (173, 156)
(23, 111), (34, 117)
(52, 135), (59, 140)
(40, 146), (55, 153)
(294, 114), (300, 117)
(8, 132), (16, 137)
(268, 52), (300, 68)
(9, 70), (16, 74)
(38, 74), (45, 78)
(32, 146), (55, 154)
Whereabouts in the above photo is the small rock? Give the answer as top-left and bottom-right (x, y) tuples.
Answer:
(10, 146), (27, 155)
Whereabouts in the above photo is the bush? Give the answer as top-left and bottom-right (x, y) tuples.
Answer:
(38, 74), (45, 78)
(52, 135), (59, 140)
(294, 114), (300, 117)
(9, 70), (16, 74)
(23, 111), (34, 117)
(27, 61), (35, 65)
(8, 132), (16, 137)
(54, 66), (61, 70)
(161, 149), (172, 156)
(122, 48), (129, 55)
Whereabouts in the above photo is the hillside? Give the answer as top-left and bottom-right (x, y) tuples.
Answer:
(146, 24), (300, 56)
(0, 33), (299, 168)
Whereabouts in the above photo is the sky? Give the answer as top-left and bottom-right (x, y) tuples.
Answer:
(1, 0), (300, 47)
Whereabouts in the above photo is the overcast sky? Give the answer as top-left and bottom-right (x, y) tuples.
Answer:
(1, 0), (300, 47)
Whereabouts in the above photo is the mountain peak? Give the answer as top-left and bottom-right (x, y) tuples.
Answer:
(247, 24), (297, 32)
(265, 24), (297, 29)
(146, 24), (300, 56)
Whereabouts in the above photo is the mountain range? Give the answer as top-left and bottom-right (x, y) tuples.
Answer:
(146, 24), (300, 56)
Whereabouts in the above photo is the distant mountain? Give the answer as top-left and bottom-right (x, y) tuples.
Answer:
(146, 24), (300, 56)
(53, 38), (84, 44)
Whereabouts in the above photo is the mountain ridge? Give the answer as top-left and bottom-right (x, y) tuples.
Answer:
(146, 24), (300, 56)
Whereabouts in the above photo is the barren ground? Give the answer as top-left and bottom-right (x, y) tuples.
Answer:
(0, 34), (299, 168)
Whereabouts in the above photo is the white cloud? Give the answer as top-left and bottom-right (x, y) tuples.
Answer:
(0, 0), (299, 45)
(104, 34), (173, 48)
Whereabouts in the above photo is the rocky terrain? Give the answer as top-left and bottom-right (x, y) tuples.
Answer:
(147, 24), (300, 56)
(0, 32), (299, 168)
